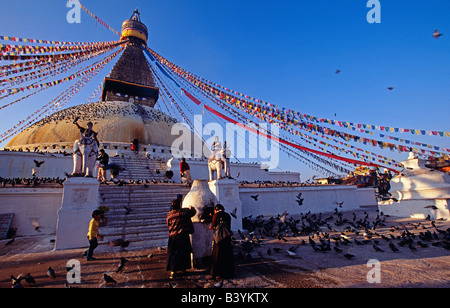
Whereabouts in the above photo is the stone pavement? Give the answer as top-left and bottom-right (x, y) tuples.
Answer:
(1, 209), (449, 288)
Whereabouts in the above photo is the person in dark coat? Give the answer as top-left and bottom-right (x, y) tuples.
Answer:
(166, 198), (196, 279)
(209, 204), (234, 279)
(96, 149), (109, 182)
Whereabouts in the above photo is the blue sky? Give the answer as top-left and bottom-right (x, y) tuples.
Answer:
(0, 1), (449, 180)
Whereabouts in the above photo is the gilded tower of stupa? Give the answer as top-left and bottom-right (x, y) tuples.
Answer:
(6, 10), (200, 158)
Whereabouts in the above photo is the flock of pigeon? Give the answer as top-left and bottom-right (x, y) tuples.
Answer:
(0, 176), (66, 188)
(0, 159), (66, 187)
(8, 247), (165, 288)
(30, 101), (177, 132)
(6, 198), (450, 288)
(9, 261), (128, 288)
(235, 207), (450, 262)
(239, 180), (311, 188)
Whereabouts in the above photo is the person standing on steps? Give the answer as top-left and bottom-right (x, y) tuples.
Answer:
(179, 158), (192, 186)
(96, 149), (109, 183)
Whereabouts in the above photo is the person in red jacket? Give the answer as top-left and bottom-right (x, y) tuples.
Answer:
(179, 158), (192, 186)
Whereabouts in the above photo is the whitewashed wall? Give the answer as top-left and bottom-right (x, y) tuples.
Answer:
(0, 187), (63, 236)
(239, 185), (376, 217)
(0, 183), (376, 240)
(0, 151), (301, 183)
(0, 152), (73, 179)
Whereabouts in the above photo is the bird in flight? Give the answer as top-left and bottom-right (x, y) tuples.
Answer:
(296, 193), (304, 206)
(33, 160), (45, 168)
(335, 201), (344, 208)
(230, 207), (237, 219)
(433, 29), (443, 39)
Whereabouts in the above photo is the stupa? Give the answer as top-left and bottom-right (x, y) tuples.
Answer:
(5, 9), (200, 159)
(379, 152), (450, 220)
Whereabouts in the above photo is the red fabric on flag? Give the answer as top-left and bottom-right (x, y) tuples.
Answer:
(202, 104), (396, 172)
(181, 88), (202, 105)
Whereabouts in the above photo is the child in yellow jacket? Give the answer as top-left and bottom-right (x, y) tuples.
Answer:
(84, 210), (102, 261)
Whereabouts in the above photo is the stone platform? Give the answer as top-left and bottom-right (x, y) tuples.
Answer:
(1, 209), (449, 289)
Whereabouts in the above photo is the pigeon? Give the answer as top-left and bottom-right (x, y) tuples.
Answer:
(354, 239), (364, 246)
(47, 266), (56, 278)
(230, 207), (237, 219)
(123, 206), (132, 215)
(279, 211), (287, 224)
(433, 29), (443, 39)
(116, 257), (128, 273)
(373, 244), (384, 252)
(11, 275), (23, 285)
(424, 205), (438, 210)
(11, 275), (23, 288)
(333, 245), (343, 253)
(5, 238), (15, 246)
(23, 273), (36, 284)
(417, 241), (428, 248)
(103, 273), (117, 284)
(33, 160), (45, 168)
(30, 218), (41, 232)
(108, 238), (130, 248)
(296, 193), (304, 206)
(389, 242), (399, 252)
(287, 249), (297, 257)
(250, 195), (259, 201)
(335, 201), (344, 208)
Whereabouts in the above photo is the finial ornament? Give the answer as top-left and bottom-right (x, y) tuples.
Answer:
(130, 8), (141, 21)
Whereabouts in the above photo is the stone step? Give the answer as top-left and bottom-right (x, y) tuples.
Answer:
(99, 184), (188, 191)
(103, 206), (169, 215)
(102, 208), (167, 219)
(107, 157), (169, 180)
(100, 194), (183, 202)
(96, 183), (190, 251)
(96, 235), (168, 252)
(99, 184), (185, 191)
(100, 223), (168, 237)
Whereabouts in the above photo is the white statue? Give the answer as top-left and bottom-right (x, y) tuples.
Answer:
(208, 138), (231, 181)
(71, 120), (99, 177)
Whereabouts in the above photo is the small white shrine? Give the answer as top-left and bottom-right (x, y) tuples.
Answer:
(379, 152), (450, 220)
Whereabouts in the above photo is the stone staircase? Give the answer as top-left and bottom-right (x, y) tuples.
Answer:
(109, 156), (169, 180)
(96, 183), (190, 252)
